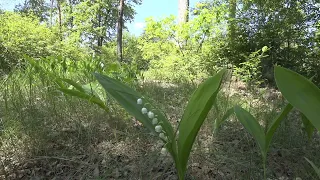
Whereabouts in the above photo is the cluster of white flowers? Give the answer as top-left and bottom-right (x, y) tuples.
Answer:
(137, 98), (168, 154)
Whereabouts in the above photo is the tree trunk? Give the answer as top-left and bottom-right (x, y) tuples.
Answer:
(97, 6), (103, 48)
(57, 0), (62, 40)
(178, 0), (189, 24)
(50, 0), (54, 26)
(228, 0), (236, 42)
(117, 0), (124, 62)
(68, 0), (74, 29)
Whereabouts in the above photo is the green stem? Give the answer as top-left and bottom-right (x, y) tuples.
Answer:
(263, 156), (266, 180)
(176, 155), (185, 180)
(177, 166), (185, 180)
(171, 141), (184, 180)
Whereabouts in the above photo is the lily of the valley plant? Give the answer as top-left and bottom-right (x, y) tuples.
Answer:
(94, 69), (227, 180)
(230, 66), (320, 179)
(274, 66), (320, 178)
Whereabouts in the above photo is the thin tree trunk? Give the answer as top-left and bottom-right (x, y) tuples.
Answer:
(228, 0), (236, 42)
(97, 7), (103, 47)
(68, 0), (74, 29)
(50, 0), (54, 26)
(117, 0), (124, 62)
(178, 0), (189, 48)
(57, 0), (62, 40)
(178, 0), (189, 24)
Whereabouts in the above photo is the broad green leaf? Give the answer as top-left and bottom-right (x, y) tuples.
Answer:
(94, 73), (174, 139)
(234, 106), (266, 157)
(178, 68), (226, 178)
(274, 66), (320, 131)
(305, 157), (320, 178)
(58, 88), (107, 111)
(301, 112), (315, 141)
(266, 103), (293, 149)
(61, 78), (85, 93)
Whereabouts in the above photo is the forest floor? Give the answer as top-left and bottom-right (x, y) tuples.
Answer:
(0, 80), (319, 180)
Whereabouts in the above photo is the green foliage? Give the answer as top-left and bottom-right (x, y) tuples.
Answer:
(0, 12), (88, 74)
(230, 66), (320, 178)
(1, 0), (320, 178)
(94, 72), (174, 136)
(0, 12), (55, 72)
(58, 0), (140, 51)
(233, 46), (269, 85)
(139, 5), (227, 82)
(14, 0), (50, 21)
(133, 0), (320, 85)
(122, 33), (145, 67)
(58, 79), (108, 111)
(23, 54), (139, 114)
(234, 103), (293, 179)
(94, 69), (226, 179)
(274, 66), (320, 131)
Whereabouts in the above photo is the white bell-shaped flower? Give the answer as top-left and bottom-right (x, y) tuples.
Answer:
(159, 132), (166, 139)
(137, 98), (143, 105)
(152, 118), (158, 125)
(141, 107), (147, 114)
(159, 133), (168, 141)
(161, 147), (167, 155)
(155, 125), (162, 133)
(148, 111), (154, 119)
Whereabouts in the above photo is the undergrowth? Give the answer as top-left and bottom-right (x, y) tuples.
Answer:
(0, 68), (319, 179)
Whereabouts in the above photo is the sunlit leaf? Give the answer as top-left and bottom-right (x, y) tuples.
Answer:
(82, 82), (101, 98)
(61, 78), (85, 93)
(177, 68), (226, 178)
(58, 88), (107, 111)
(274, 66), (320, 131)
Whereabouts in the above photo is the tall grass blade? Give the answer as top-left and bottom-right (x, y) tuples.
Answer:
(305, 157), (320, 178)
